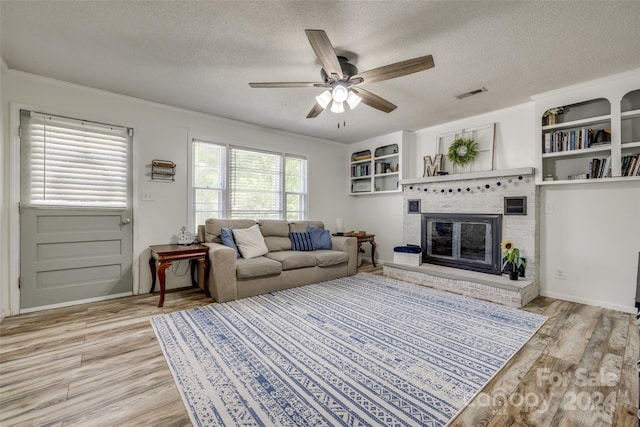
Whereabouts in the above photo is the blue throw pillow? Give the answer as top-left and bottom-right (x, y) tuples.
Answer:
(290, 232), (314, 251)
(307, 225), (332, 250)
(220, 227), (241, 258)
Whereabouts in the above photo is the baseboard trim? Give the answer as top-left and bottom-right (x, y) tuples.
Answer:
(18, 292), (133, 315)
(540, 290), (636, 314)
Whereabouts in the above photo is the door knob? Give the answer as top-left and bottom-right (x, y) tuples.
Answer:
(121, 218), (131, 225)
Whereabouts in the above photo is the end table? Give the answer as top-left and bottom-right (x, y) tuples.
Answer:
(149, 244), (210, 307)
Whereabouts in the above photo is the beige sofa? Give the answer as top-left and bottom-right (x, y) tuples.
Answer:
(197, 219), (358, 302)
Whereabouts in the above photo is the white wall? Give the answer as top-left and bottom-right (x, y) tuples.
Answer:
(1, 70), (353, 315)
(540, 181), (639, 311)
(412, 102), (536, 173)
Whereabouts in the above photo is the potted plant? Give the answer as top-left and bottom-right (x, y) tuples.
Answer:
(501, 239), (526, 280)
(543, 107), (564, 125)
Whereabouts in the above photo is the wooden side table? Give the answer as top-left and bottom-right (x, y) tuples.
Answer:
(336, 233), (378, 267)
(356, 234), (377, 267)
(149, 244), (210, 307)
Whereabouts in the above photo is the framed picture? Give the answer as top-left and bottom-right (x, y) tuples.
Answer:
(437, 123), (495, 174)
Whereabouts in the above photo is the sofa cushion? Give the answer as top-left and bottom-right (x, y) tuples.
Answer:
(307, 225), (332, 250)
(263, 236), (292, 252)
(220, 227), (240, 258)
(258, 220), (292, 252)
(236, 256), (282, 279)
(233, 224), (268, 259)
(258, 220), (290, 237)
(289, 221), (324, 233)
(313, 250), (349, 267)
(205, 219), (256, 243)
(265, 251), (317, 270)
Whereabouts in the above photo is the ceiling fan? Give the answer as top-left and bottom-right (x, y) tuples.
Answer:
(249, 29), (435, 118)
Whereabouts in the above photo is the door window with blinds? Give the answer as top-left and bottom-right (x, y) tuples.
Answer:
(20, 110), (131, 208)
(190, 138), (307, 227)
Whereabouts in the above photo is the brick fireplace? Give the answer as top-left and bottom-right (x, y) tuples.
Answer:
(384, 167), (539, 307)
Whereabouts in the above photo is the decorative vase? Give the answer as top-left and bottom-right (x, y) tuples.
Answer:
(547, 114), (557, 125)
(509, 270), (519, 281)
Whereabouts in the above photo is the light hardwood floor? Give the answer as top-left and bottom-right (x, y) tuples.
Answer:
(1, 262), (638, 426)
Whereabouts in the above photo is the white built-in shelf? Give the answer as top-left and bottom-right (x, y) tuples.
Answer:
(542, 114), (611, 131)
(374, 153), (397, 161)
(621, 109), (640, 118)
(535, 84), (640, 184)
(541, 144), (611, 158)
(349, 133), (410, 195)
(540, 175), (640, 185)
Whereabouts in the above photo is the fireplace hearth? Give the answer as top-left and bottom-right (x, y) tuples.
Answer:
(422, 213), (502, 275)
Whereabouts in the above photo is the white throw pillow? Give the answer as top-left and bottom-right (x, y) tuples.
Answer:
(232, 224), (268, 259)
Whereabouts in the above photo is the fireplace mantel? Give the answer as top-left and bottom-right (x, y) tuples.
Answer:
(400, 167), (534, 185)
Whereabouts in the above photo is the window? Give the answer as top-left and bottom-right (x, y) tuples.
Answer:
(284, 156), (307, 221)
(193, 141), (225, 226)
(20, 110), (131, 208)
(190, 138), (307, 227)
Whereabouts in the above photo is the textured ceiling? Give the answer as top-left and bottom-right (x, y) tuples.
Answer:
(2, 1), (640, 143)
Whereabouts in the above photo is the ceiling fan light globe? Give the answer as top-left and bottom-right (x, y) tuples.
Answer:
(315, 90), (332, 109)
(332, 85), (349, 103)
(330, 101), (345, 114)
(346, 91), (362, 109)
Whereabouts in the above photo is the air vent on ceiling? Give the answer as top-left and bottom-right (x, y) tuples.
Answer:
(455, 87), (488, 100)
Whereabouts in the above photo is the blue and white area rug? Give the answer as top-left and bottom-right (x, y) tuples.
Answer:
(151, 273), (546, 426)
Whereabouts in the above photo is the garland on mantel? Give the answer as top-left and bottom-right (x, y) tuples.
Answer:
(405, 175), (530, 194)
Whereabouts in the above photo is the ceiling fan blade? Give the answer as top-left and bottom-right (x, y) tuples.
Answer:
(353, 55), (434, 84)
(304, 29), (343, 80)
(351, 87), (397, 113)
(249, 82), (325, 88)
(306, 103), (324, 119)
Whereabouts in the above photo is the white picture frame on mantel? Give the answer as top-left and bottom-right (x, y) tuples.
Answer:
(437, 123), (495, 174)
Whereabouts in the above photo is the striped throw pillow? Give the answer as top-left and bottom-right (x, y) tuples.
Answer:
(290, 232), (314, 251)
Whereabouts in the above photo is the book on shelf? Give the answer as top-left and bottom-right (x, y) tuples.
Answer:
(588, 156), (612, 179)
(621, 154), (640, 176)
(351, 163), (371, 177)
(543, 127), (596, 153)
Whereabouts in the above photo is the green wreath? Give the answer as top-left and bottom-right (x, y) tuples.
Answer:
(448, 138), (479, 166)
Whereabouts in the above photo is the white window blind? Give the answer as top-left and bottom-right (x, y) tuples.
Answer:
(284, 156), (307, 221)
(21, 110), (130, 208)
(229, 147), (282, 219)
(192, 139), (226, 226)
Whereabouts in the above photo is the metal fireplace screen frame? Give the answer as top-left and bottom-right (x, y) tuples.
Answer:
(421, 213), (503, 275)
